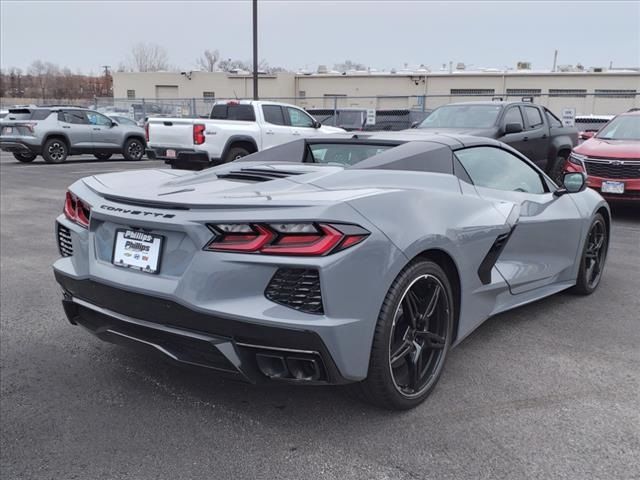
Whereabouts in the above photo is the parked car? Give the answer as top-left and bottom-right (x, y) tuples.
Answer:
(0, 107), (146, 163)
(145, 100), (345, 170)
(105, 113), (139, 127)
(53, 133), (609, 410)
(564, 109), (640, 201)
(412, 99), (578, 180)
(575, 115), (615, 143)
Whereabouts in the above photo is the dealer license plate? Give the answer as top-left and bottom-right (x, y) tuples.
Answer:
(166, 149), (176, 159)
(112, 229), (163, 274)
(2, 127), (13, 134)
(601, 181), (625, 194)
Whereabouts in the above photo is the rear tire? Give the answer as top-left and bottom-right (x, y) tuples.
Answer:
(548, 155), (568, 185)
(94, 153), (113, 161)
(224, 146), (250, 163)
(123, 138), (144, 161)
(352, 259), (454, 410)
(13, 152), (37, 163)
(42, 138), (68, 163)
(571, 213), (608, 295)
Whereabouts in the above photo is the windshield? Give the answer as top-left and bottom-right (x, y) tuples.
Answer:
(596, 115), (640, 140)
(338, 111), (364, 126)
(418, 105), (501, 128)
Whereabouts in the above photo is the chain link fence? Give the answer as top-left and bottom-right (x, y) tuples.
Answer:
(56, 92), (640, 130)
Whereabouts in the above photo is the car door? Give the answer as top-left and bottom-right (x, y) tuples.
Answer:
(521, 105), (551, 169)
(60, 110), (93, 151)
(455, 146), (583, 294)
(260, 105), (294, 149)
(285, 106), (320, 138)
(87, 111), (121, 150)
(498, 106), (530, 155)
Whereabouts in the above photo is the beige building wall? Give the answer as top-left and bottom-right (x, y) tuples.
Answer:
(113, 71), (640, 115)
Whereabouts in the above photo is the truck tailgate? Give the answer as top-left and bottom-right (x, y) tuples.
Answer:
(147, 118), (196, 148)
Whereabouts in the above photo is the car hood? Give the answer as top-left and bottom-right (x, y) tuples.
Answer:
(319, 125), (348, 134)
(412, 127), (498, 137)
(575, 138), (640, 159)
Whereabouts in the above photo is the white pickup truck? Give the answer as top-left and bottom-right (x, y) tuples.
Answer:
(145, 100), (345, 169)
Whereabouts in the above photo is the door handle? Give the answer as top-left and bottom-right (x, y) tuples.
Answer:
(542, 134), (548, 138)
(93, 128), (101, 131)
(292, 131), (301, 136)
(62, 125), (70, 129)
(265, 130), (275, 135)
(523, 136), (529, 141)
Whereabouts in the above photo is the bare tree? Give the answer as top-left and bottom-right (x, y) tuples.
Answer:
(129, 42), (170, 72)
(196, 49), (220, 72)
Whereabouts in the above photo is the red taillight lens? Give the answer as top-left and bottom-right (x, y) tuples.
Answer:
(144, 122), (150, 142)
(64, 191), (90, 228)
(193, 124), (205, 145)
(204, 223), (369, 256)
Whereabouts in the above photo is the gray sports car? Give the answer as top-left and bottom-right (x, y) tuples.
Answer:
(53, 133), (610, 410)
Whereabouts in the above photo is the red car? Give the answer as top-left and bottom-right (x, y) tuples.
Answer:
(564, 110), (640, 202)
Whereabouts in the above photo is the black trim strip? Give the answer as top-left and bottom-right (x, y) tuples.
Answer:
(477, 225), (517, 285)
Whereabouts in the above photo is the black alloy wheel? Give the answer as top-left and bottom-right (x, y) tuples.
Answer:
(572, 213), (608, 295)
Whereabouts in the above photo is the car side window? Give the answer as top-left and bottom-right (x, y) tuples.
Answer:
(87, 112), (112, 126)
(544, 108), (562, 127)
(524, 106), (544, 129)
(286, 107), (314, 128)
(262, 105), (286, 125)
(62, 110), (89, 125)
(455, 146), (545, 194)
(503, 107), (524, 128)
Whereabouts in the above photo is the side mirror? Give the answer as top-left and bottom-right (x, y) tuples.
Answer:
(504, 122), (523, 134)
(110, 120), (118, 127)
(410, 121), (419, 129)
(554, 172), (587, 197)
(579, 131), (595, 140)
(313, 120), (322, 129)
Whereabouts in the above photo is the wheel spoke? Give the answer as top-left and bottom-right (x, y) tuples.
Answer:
(416, 330), (446, 349)
(390, 339), (413, 368)
(424, 283), (441, 318)
(402, 290), (420, 328)
(407, 341), (423, 390)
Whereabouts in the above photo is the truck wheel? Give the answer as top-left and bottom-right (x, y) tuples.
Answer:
(224, 146), (250, 163)
(42, 138), (68, 163)
(13, 152), (37, 163)
(549, 155), (568, 185)
(94, 153), (113, 161)
(123, 138), (144, 161)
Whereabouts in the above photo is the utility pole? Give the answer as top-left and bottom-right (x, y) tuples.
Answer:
(252, 0), (258, 100)
(101, 65), (111, 97)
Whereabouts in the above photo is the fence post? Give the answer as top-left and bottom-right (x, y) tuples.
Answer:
(94, 96), (98, 110)
(142, 98), (146, 122)
(333, 96), (338, 127)
(192, 98), (197, 117)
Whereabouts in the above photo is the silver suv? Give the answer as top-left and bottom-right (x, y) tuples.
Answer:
(0, 107), (146, 163)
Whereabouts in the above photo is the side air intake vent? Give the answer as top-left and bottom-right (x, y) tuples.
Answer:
(477, 227), (516, 285)
(265, 268), (323, 314)
(57, 223), (73, 257)
(217, 168), (305, 183)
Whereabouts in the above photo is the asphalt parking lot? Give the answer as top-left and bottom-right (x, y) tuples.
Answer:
(1, 151), (638, 480)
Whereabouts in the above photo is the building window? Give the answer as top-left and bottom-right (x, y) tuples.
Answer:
(298, 90), (306, 98)
(126, 90), (136, 99)
(548, 89), (587, 97)
(594, 89), (637, 98)
(506, 88), (542, 97)
(203, 91), (215, 102)
(450, 89), (495, 96)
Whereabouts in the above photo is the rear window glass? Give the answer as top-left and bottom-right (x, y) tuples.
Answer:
(308, 143), (392, 166)
(6, 109), (51, 120)
(210, 104), (256, 121)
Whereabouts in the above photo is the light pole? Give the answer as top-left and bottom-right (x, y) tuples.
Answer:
(252, 0), (258, 100)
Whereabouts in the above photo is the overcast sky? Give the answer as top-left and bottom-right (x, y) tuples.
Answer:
(1, 1), (639, 74)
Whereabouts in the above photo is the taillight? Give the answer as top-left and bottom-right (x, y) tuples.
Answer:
(193, 124), (205, 145)
(144, 122), (150, 142)
(64, 191), (90, 228)
(204, 222), (369, 256)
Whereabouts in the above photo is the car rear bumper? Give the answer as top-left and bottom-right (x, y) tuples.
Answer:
(0, 140), (40, 154)
(55, 270), (348, 385)
(146, 146), (220, 171)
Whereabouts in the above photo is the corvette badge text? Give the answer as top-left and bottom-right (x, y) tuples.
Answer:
(99, 205), (175, 219)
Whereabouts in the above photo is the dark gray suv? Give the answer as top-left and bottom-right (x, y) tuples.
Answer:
(0, 107), (146, 163)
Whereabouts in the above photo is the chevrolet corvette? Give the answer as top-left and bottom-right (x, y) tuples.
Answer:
(53, 134), (610, 409)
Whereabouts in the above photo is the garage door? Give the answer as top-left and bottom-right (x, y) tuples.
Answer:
(155, 85), (179, 98)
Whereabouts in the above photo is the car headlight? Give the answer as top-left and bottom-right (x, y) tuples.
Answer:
(568, 152), (587, 166)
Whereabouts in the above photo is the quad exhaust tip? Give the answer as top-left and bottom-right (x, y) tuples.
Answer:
(256, 353), (322, 381)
